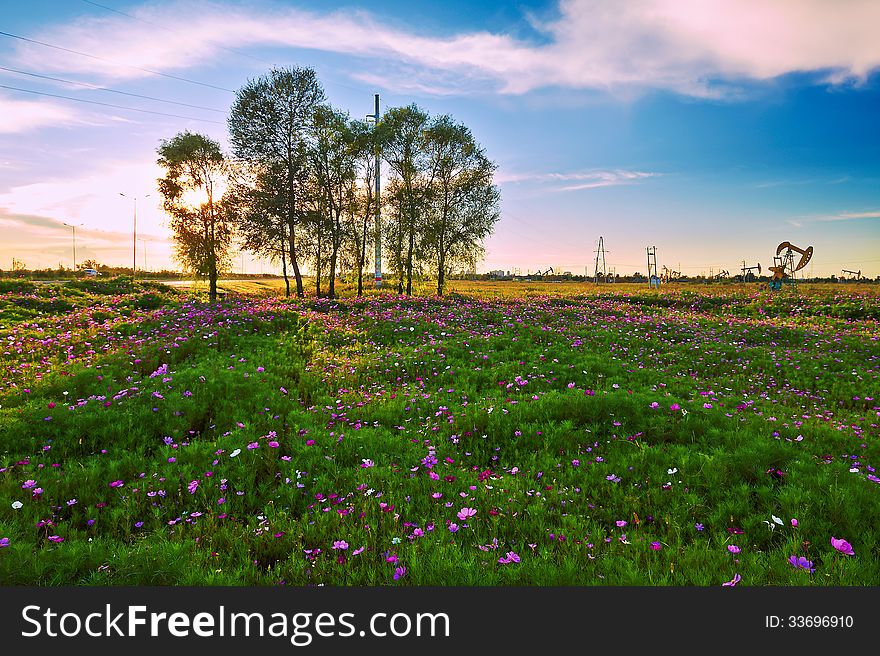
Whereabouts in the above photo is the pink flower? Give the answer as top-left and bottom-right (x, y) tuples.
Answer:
(109, 480), (124, 488)
(268, 441), (280, 448)
(187, 480), (199, 494)
(670, 403), (681, 411)
(728, 545), (740, 554)
(650, 541), (662, 550)
(448, 523), (459, 533)
(21, 480), (36, 489)
(831, 537), (855, 556)
(456, 507), (477, 521)
(791, 518), (798, 527)
(650, 402), (659, 409)
(332, 540), (349, 551)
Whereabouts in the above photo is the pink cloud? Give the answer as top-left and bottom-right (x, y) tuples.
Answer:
(12, 0), (879, 98)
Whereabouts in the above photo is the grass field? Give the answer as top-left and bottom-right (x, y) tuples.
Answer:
(1, 276), (878, 585)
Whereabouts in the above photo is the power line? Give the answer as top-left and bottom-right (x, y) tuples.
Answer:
(0, 66), (226, 113)
(0, 30), (236, 93)
(0, 84), (224, 124)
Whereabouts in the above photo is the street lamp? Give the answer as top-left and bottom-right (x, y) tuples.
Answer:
(120, 193), (149, 279)
(62, 222), (82, 273)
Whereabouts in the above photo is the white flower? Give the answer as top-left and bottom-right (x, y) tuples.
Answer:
(229, 449), (241, 458)
(667, 468), (678, 475)
(771, 514), (784, 525)
(11, 501), (23, 510)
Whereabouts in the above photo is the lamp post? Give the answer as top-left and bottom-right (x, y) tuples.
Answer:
(62, 222), (82, 273)
(120, 193), (149, 279)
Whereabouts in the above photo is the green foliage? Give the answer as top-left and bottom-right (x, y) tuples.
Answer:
(1, 283), (878, 585)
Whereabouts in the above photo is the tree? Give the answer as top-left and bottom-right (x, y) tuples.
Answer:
(226, 160), (294, 296)
(423, 115), (499, 296)
(343, 119), (377, 297)
(377, 105), (431, 296)
(157, 131), (231, 302)
(310, 106), (360, 299)
(228, 66), (326, 298)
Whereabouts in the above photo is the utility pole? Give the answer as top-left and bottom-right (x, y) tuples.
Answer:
(594, 236), (608, 284)
(120, 193), (149, 280)
(367, 94), (382, 288)
(62, 222), (81, 272)
(646, 246), (658, 287)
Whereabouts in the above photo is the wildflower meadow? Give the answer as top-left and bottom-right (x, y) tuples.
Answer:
(1, 277), (878, 586)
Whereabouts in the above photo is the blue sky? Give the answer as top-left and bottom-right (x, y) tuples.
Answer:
(1, 0), (878, 278)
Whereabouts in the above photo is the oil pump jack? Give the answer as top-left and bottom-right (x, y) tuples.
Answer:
(741, 261), (761, 282)
(769, 241), (813, 290)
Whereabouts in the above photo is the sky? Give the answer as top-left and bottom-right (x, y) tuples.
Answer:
(1, 0), (879, 279)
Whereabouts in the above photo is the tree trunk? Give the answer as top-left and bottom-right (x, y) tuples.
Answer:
(437, 250), (445, 297)
(289, 225), (304, 297)
(358, 211), (367, 297)
(406, 220), (414, 296)
(316, 229), (322, 298)
(329, 248), (337, 299)
(207, 198), (218, 303)
(280, 232), (290, 297)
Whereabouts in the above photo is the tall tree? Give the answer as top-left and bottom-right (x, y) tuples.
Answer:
(310, 107), (359, 299)
(227, 66), (325, 298)
(377, 104), (430, 296)
(423, 116), (500, 295)
(157, 131), (231, 302)
(344, 119), (376, 297)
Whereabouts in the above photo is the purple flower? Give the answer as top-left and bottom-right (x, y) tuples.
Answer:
(695, 523), (705, 531)
(498, 551), (521, 564)
(722, 573), (741, 587)
(0, 538), (10, 548)
(728, 545), (741, 554)
(332, 540), (349, 551)
(650, 541), (662, 550)
(393, 566), (407, 581)
(831, 537), (855, 556)
(47, 535), (64, 543)
(22, 480), (36, 489)
(650, 402), (659, 409)
(788, 555), (815, 573)
(187, 480), (199, 494)
(448, 523), (459, 533)
(109, 480), (124, 488)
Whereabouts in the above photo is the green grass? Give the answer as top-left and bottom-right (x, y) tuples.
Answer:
(1, 278), (878, 586)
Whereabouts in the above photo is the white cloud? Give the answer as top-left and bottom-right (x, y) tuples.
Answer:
(13, 0), (880, 98)
(497, 168), (659, 191)
(0, 95), (81, 133)
(821, 210), (880, 221)
(0, 159), (166, 236)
